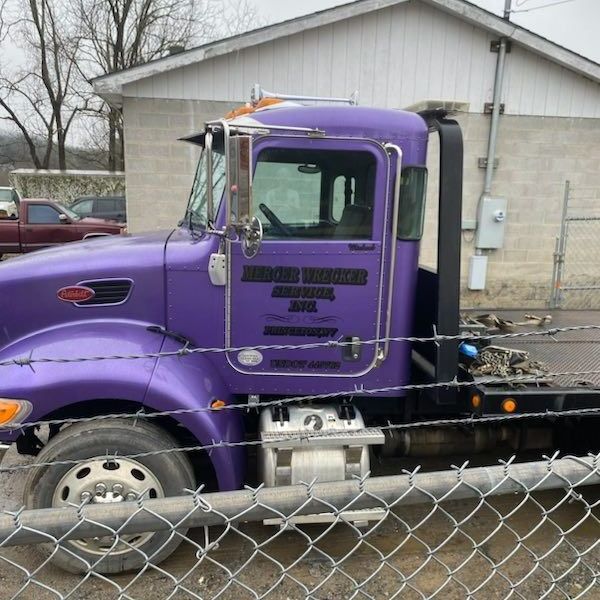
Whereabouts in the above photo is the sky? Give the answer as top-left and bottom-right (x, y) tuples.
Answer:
(1, 0), (598, 65)
(252, 0), (600, 63)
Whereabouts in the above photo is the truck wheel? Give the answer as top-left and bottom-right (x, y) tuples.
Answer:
(23, 419), (196, 574)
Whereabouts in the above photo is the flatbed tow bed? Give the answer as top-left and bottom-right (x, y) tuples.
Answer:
(465, 309), (600, 414)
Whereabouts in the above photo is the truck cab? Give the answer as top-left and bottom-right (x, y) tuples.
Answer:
(0, 89), (465, 573)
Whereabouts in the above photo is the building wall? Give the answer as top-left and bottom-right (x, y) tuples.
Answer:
(123, 0), (600, 118)
(122, 98), (232, 230)
(123, 96), (600, 308)
(423, 113), (600, 308)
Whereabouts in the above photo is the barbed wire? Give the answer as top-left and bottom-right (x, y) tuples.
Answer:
(1, 323), (598, 369)
(2, 365), (600, 433)
(3, 372), (600, 475)
(1, 325), (600, 475)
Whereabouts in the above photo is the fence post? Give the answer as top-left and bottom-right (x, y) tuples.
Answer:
(550, 180), (570, 308)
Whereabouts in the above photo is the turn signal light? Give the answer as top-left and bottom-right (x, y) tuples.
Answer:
(501, 398), (517, 413)
(0, 399), (32, 427)
(471, 394), (481, 409)
(210, 399), (226, 410)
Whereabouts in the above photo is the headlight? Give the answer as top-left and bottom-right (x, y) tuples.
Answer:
(0, 398), (32, 428)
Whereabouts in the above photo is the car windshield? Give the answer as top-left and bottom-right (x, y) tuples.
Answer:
(185, 147), (226, 230)
(56, 202), (81, 221)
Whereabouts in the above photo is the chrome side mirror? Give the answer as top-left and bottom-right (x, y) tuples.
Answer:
(226, 133), (262, 257)
(228, 135), (253, 225)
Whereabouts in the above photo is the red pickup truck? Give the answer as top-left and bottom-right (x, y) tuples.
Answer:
(0, 198), (126, 258)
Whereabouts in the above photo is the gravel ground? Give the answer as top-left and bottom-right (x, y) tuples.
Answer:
(2, 444), (600, 599)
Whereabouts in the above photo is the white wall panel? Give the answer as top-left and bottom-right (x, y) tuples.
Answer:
(122, 1), (600, 118)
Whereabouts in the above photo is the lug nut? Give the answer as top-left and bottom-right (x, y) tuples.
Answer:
(126, 492), (137, 502)
(112, 483), (124, 495)
(80, 491), (92, 503)
(95, 483), (107, 496)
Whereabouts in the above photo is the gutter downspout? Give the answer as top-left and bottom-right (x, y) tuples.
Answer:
(470, 33), (509, 290)
(483, 38), (508, 196)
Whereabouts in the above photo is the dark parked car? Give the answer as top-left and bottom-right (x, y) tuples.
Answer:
(70, 195), (126, 223)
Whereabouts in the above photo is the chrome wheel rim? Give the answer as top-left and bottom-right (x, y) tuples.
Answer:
(52, 456), (165, 556)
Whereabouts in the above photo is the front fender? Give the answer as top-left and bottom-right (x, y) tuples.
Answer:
(144, 338), (245, 491)
(0, 322), (246, 491)
(0, 320), (161, 442)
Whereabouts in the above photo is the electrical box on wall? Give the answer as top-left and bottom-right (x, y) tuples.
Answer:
(476, 196), (507, 249)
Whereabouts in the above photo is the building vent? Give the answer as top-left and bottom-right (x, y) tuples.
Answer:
(76, 279), (133, 306)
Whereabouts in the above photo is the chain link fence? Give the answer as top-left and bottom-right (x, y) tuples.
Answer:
(2, 454), (600, 599)
(551, 181), (600, 309)
(2, 326), (600, 598)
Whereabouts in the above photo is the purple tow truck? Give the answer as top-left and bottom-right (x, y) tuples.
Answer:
(1, 88), (589, 572)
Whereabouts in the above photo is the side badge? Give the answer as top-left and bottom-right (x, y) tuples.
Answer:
(237, 349), (263, 367)
(57, 286), (95, 303)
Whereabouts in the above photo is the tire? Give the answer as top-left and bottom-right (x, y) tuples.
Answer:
(23, 419), (195, 574)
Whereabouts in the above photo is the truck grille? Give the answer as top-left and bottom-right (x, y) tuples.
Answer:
(76, 279), (133, 306)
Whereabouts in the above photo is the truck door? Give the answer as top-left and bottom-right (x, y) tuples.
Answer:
(227, 138), (391, 377)
(22, 203), (80, 251)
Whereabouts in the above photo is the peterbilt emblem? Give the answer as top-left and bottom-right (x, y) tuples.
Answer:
(57, 286), (95, 303)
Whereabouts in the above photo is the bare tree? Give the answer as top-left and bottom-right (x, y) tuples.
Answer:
(220, 0), (263, 38)
(0, 0), (262, 171)
(0, 0), (90, 169)
(74, 0), (261, 171)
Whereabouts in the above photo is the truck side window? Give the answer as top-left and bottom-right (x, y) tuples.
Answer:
(397, 167), (427, 240)
(253, 148), (375, 239)
(28, 205), (62, 224)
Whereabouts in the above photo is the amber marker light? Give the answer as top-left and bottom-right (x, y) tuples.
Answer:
(0, 399), (33, 427)
(471, 394), (481, 409)
(211, 399), (226, 410)
(501, 398), (517, 413)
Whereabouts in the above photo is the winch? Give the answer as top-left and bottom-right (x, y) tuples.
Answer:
(258, 405), (384, 487)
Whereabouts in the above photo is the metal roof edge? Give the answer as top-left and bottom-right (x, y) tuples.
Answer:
(92, 0), (410, 97)
(92, 0), (600, 101)
(425, 0), (600, 84)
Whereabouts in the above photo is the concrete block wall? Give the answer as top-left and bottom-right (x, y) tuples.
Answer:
(422, 113), (600, 309)
(122, 98), (232, 232)
(122, 96), (600, 309)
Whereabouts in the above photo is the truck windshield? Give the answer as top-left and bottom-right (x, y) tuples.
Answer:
(185, 148), (226, 230)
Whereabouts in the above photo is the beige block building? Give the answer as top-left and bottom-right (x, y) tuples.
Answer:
(93, 0), (600, 309)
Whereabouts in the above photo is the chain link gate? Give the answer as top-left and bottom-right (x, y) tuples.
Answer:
(551, 181), (600, 309)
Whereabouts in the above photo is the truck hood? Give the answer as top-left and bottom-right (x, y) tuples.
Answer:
(0, 230), (173, 351)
